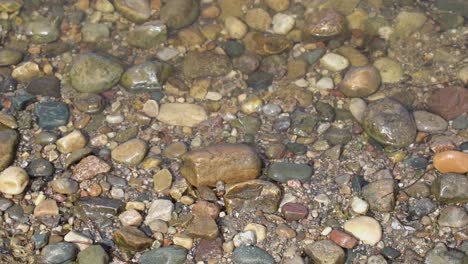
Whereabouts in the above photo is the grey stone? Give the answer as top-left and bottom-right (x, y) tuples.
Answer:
(77, 245), (109, 264)
(139, 246), (187, 264)
(438, 206), (468, 228)
(431, 173), (468, 203)
(232, 246), (275, 264)
(35, 102), (70, 129)
(267, 162), (313, 183)
(40, 242), (78, 264)
(362, 179), (395, 212)
(424, 243), (468, 264)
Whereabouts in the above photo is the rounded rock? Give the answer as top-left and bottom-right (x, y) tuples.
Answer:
(114, 0), (151, 24)
(160, 0), (199, 29)
(0, 48), (23, 66)
(320, 53), (349, 72)
(225, 16), (248, 39)
(344, 216), (382, 245)
(373, 57), (403, 83)
(232, 246), (275, 264)
(272, 13), (295, 35)
(0, 166), (29, 195)
(413, 111), (448, 133)
(41, 242), (78, 264)
(340, 66), (381, 97)
(433, 151), (468, 174)
(111, 139), (148, 166)
(245, 8), (272, 32)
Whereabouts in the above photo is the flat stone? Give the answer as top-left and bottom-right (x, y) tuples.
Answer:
(111, 139), (148, 165)
(162, 142), (187, 158)
(362, 179), (395, 212)
(153, 169), (172, 192)
(267, 162), (313, 183)
(424, 243), (468, 264)
(57, 130), (87, 153)
(0, 48), (23, 66)
(145, 199), (174, 224)
(40, 242), (78, 264)
(343, 216), (382, 246)
(182, 51), (232, 79)
(180, 143), (261, 187)
(224, 179), (281, 214)
(414, 111), (448, 133)
(303, 9), (346, 39)
(64, 231), (93, 250)
(114, 0), (151, 23)
(233, 230), (256, 247)
(340, 66), (381, 97)
(26, 76), (61, 98)
(431, 173), (468, 203)
(330, 229), (358, 249)
(433, 151), (468, 174)
(51, 178), (79, 194)
(195, 238), (223, 262)
(232, 246), (275, 264)
(119, 209), (143, 226)
(120, 61), (173, 92)
(0, 129), (18, 171)
(373, 57), (403, 83)
(281, 202), (308, 221)
(127, 20), (167, 49)
(114, 226), (153, 252)
(391, 11), (427, 40)
(160, 0), (199, 29)
(139, 246), (187, 264)
(34, 199), (59, 217)
(304, 239), (345, 264)
(245, 8), (272, 32)
(186, 215), (219, 239)
(0, 166), (29, 195)
(71, 155), (111, 182)
(157, 103), (207, 127)
(244, 32), (292, 56)
(438, 206), (468, 228)
(244, 223), (267, 241)
(77, 245), (109, 264)
(225, 16), (248, 39)
(81, 23), (110, 43)
(75, 197), (124, 226)
(73, 94), (105, 114)
(35, 102), (70, 129)
(427, 87), (468, 120)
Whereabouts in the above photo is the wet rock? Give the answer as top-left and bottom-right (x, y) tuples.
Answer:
(244, 32), (292, 55)
(324, 127), (352, 145)
(144, 199), (173, 223)
(282, 202), (308, 221)
(224, 40), (245, 58)
(0, 129), (18, 171)
(121, 61), (173, 92)
(337, 46), (369, 67)
(0, 166), (29, 195)
(153, 169), (172, 192)
(12, 61), (43, 82)
(114, 226), (153, 252)
(77, 245), (109, 264)
(111, 139), (148, 165)
(362, 99), (416, 147)
(303, 9), (346, 39)
(195, 238), (223, 262)
(56, 130), (87, 153)
(267, 162), (313, 183)
(26, 76), (61, 98)
(34, 199), (59, 217)
(0, 0), (22, 12)
(75, 197), (124, 224)
(245, 8), (271, 32)
(362, 179), (395, 212)
(349, 98), (366, 122)
(340, 66), (381, 97)
(182, 51), (232, 79)
(433, 151), (468, 174)
(157, 103), (207, 127)
(391, 11), (427, 40)
(25, 18), (60, 44)
(304, 240), (345, 264)
(381, 246), (401, 260)
(51, 178), (79, 194)
(27, 158), (54, 177)
(160, 0), (199, 29)
(373, 57), (403, 83)
(320, 53), (349, 72)
(73, 94), (105, 114)
(246, 71), (273, 90)
(424, 243), (468, 264)
(427, 87), (468, 121)
(0, 48), (22, 66)
(139, 246), (187, 264)
(438, 206), (468, 228)
(81, 23), (110, 43)
(114, 0), (151, 23)
(162, 142), (187, 158)
(180, 144), (261, 187)
(72, 155), (111, 182)
(266, 0), (289, 12)
(330, 229), (358, 249)
(233, 54), (260, 74)
(70, 54), (123, 94)
(225, 16), (248, 39)
(224, 179), (281, 214)
(344, 216), (382, 245)
(413, 111), (448, 133)
(127, 21), (167, 49)
(431, 173), (468, 203)
(232, 246), (275, 264)
(41, 242), (78, 264)
(186, 215), (219, 239)
(35, 102), (69, 129)
(119, 209), (143, 226)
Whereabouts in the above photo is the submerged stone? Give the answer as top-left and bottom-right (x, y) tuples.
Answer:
(120, 61), (173, 92)
(224, 179), (281, 214)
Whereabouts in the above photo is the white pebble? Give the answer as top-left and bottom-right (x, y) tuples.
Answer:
(316, 77), (334, 90)
(351, 197), (369, 214)
(320, 53), (349, 72)
(349, 98), (367, 122)
(272, 13), (295, 35)
(0, 167), (29, 195)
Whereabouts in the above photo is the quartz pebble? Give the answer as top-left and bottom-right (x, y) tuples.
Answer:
(320, 53), (349, 72)
(157, 103), (208, 127)
(145, 199), (174, 224)
(225, 16), (248, 39)
(56, 130), (87, 153)
(0, 166), (29, 195)
(272, 13), (295, 35)
(344, 216), (382, 245)
(350, 197), (369, 214)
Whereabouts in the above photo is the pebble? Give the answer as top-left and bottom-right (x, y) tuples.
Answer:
(160, 0), (199, 29)
(316, 77), (334, 90)
(114, 0), (151, 23)
(142, 100), (159, 118)
(362, 98), (416, 147)
(267, 162), (313, 183)
(343, 216), (382, 245)
(57, 130), (87, 154)
(303, 9), (346, 39)
(0, 166), (29, 195)
(272, 13), (295, 35)
(35, 102), (70, 129)
(64, 231), (93, 250)
(11, 61), (42, 82)
(265, 0), (289, 12)
(349, 98), (367, 122)
(127, 21), (167, 49)
(433, 151), (468, 174)
(77, 245), (109, 264)
(424, 243), (468, 264)
(34, 199), (59, 217)
(76, 197), (124, 225)
(144, 199), (174, 224)
(25, 18), (59, 44)
(180, 144), (261, 187)
(0, 48), (23, 66)
(276, 224), (296, 239)
(320, 53), (349, 72)
(427, 87), (468, 121)
(305, 240), (345, 264)
(245, 8), (271, 32)
(119, 209), (143, 226)
(195, 238), (223, 262)
(51, 178), (79, 194)
(157, 103), (207, 127)
(232, 246), (275, 264)
(413, 111), (448, 132)
(81, 23), (110, 43)
(224, 180), (281, 214)
(381, 246), (401, 260)
(367, 255), (388, 264)
(40, 242), (78, 264)
(113, 226), (153, 252)
(431, 173), (468, 203)
(350, 197), (369, 214)
(26, 76), (61, 98)
(182, 51), (232, 79)
(70, 54), (123, 94)
(362, 179), (395, 212)
(244, 223), (267, 241)
(340, 66), (381, 97)
(173, 235), (194, 250)
(225, 16), (247, 39)
(162, 142), (187, 158)
(438, 206), (468, 228)
(329, 229), (358, 249)
(409, 198), (436, 219)
(186, 215), (219, 239)
(0, 130), (18, 171)
(111, 139), (148, 165)
(373, 57), (403, 83)
(73, 94), (105, 114)
(233, 230), (257, 247)
(281, 202), (308, 221)
(71, 155), (111, 182)
(153, 169), (173, 192)
(139, 246), (187, 264)
(120, 61), (173, 92)
(244, 32), (291, 55)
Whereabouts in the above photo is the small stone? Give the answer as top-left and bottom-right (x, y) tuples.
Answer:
(81, 23), (110, 43)
(337, 46), (369, 67)
(362, 179), (395, 212)
(367, 255), (388, 264)
(225, 16), (248, 39)
(233, 230), (257, 247)
(51, 178), (79, 194)
(40, 242), (78, 264)
(186, 215), (219, 239)
(244, 223), (267, 241)
(349, 98), (366, 122)
(431, 173), (468, 203)
(182, 51), (232, 79)
(0, 130), (18, 171)
(127, 21), (167, 49)
(281, 202), (308, 221)
(114, 0), (151, 23)
(70, 54), (123, 94)
(303, 9), (346, 39)
(195, 238), (223, 262)
(77, 245), (109, 264)
(0, 48), (23, 66)
(153, 169), (173, 192)
(438, 206), (468, 228)
(173, 235), (193, 250)
(381, 246), (401, 260)
(163, 142), (187, 158)
(276, 224), (296, 239)
(114, 226), (153, 252)
(340, 66), (381, 97)
(350, 197), (369, 214)
(120, 61), (173, 92)
(245, 8), (271, 32)
(344, 216), (382, 245)
(119, 209), (143, 226)
(35, 102), (70, 129)
(26, 76), (61, 98)
(34, 199), (59, 217)
(111, 139), (148, 165)
(272, 13), (295, 35)
(64, 231), (93, 250)
(75, 197), (124, 226)
(267, 162), (313, 183)
(373, 57), (403, 83)
(320, 53), (349, 72)
(0, 166), (29, 195)
(142, 100), (159, 118)
(265, 0), (289, 12)
(427, 87), (468, 121)
(57, 130), (87, 154)
(232, 246), (275, 264)
(0, 0), (22, 12)
(246, 72), (273, 90)
(433, 151), (468, 174)
(145, 199), (173, 224)
(192, 200), (220, 219)
(157, 103), (207, 127)
(413, 111), (448, 133)
(316, 77), (334, 90)
(160, 0), (199, 29)
(25, 18), (60, 44)
(391, 11), (427, 40)
(73, 94), (105, 114)
(139, 246), (187, 264)
(330, 229), (358, 249)
(224, 180), (281, 214)
(305, 240), (345, 264)
(71, 155), (111, 182)
(244, 32), (291, 55)
(12, 61), (43, 82)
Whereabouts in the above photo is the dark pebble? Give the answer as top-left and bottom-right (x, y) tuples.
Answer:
(35, 102), (70, 129)
(225, 40), (245, 58)
(26, 76), (61, 98)
(381, 246), (401, 260)
(246, 71), (273, 90)
(27, 158), (55, 177)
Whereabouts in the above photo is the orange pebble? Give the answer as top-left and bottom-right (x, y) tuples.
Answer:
(433, 151), (468, 174)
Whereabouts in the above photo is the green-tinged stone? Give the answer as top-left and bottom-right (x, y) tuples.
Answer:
(40, 242), (78, 264)
(139, 246), (187, 264)
(0, 48), (23, 66)
(114, 0), (151, 24)
(111, 139), (148, 166)
(35, 102), (70, 129)
(120, 61), (173, 92)
(231, 116), (261, 134)
(0, 0), (21, 12)
(81, 23), (110, 43)
(25, 18), (60, 44)
(431, 173), (468, 203)
(64, 147), (92, 168)
(435, 0), (468, 18)
(224, 180), (281, 214)
(77, 245), (109, 264)
(127, 21), (167, 49)
(325, 126), (352, 145)
(114, 226), (153, 252)
(0, 129), (18, 171)
(160, 0), (199, 29)
(267, 162), (313, 183)
(115, 126), (138, 143)
(232, 246), (275, 264)
(182, 51), (232, 79)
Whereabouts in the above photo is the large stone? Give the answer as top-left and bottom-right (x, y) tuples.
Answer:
(139, 246), (187, 264)
(431, 173), (468, 203)
(0, 129), (18, 171)
(424, 243), (468, 264)
(180, 144), (261, 187)
(35, 102), (70, 129)
(267, 162), (313, 183)
(160, 0), (199, 29)
(0, 48), (23, 66)
(0, 166), (29, 195)
(304, 240), (346, 264)
(427, 87), (468, 121)
(70, 54), (123, 94)
(114, 0), (151, 23)
(362, 98), (416, 147)
(232, 246), (275, 264)
(114, 226), (153, 252)
(157, 103), (207, 127)
(182, 51), (232, 79)
(77, 245), (109, 264)
(127, 21), (167, 49)
(185, 215), (219, 239)
(40, 242), (78, 264)
(224, 180), (281, 214)
(120, 61), (173, 92)
(362, 179), (395, 212)
(433, 151), (468, 174)
(26, 76), (61, 98)
(144, 199), (174, 224)
(111, 139), (148, 165)
(438, 206), (468, 228)
(343, 216), (382, 246)
(303, 9), (346, 39)
(71, 155), (111, 182)
(340, 66), (381, 97)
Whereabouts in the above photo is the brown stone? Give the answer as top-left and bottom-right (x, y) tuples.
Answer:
(180, 144), (261, 187)
(71, 155), (111, 182)
(185, 215), (219, 239)
(192, 200), (220, 219)
(329, 229), (358, 249)
(276, 224), (296, 239)
(195, 237), (223, 262)
(340, 65), (381, 97)
(224, 180), (281, 214)
(34, 200), (59, 217)
(282, 202), (308, 221)
(427, 87), (468, 120)
(433, 151), (468, 174)
(244, 32), (292, 56)
(113, 226), (153, 252)
(303, 9), (346, 39)
(0, 129), (18, 171)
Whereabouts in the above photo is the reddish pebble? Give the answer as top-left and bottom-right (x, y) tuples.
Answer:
(195, 237), (223, 262)
(282, 202), (308, 221)
(329, 229), (358, 249)
(192, 200), (220, 219)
